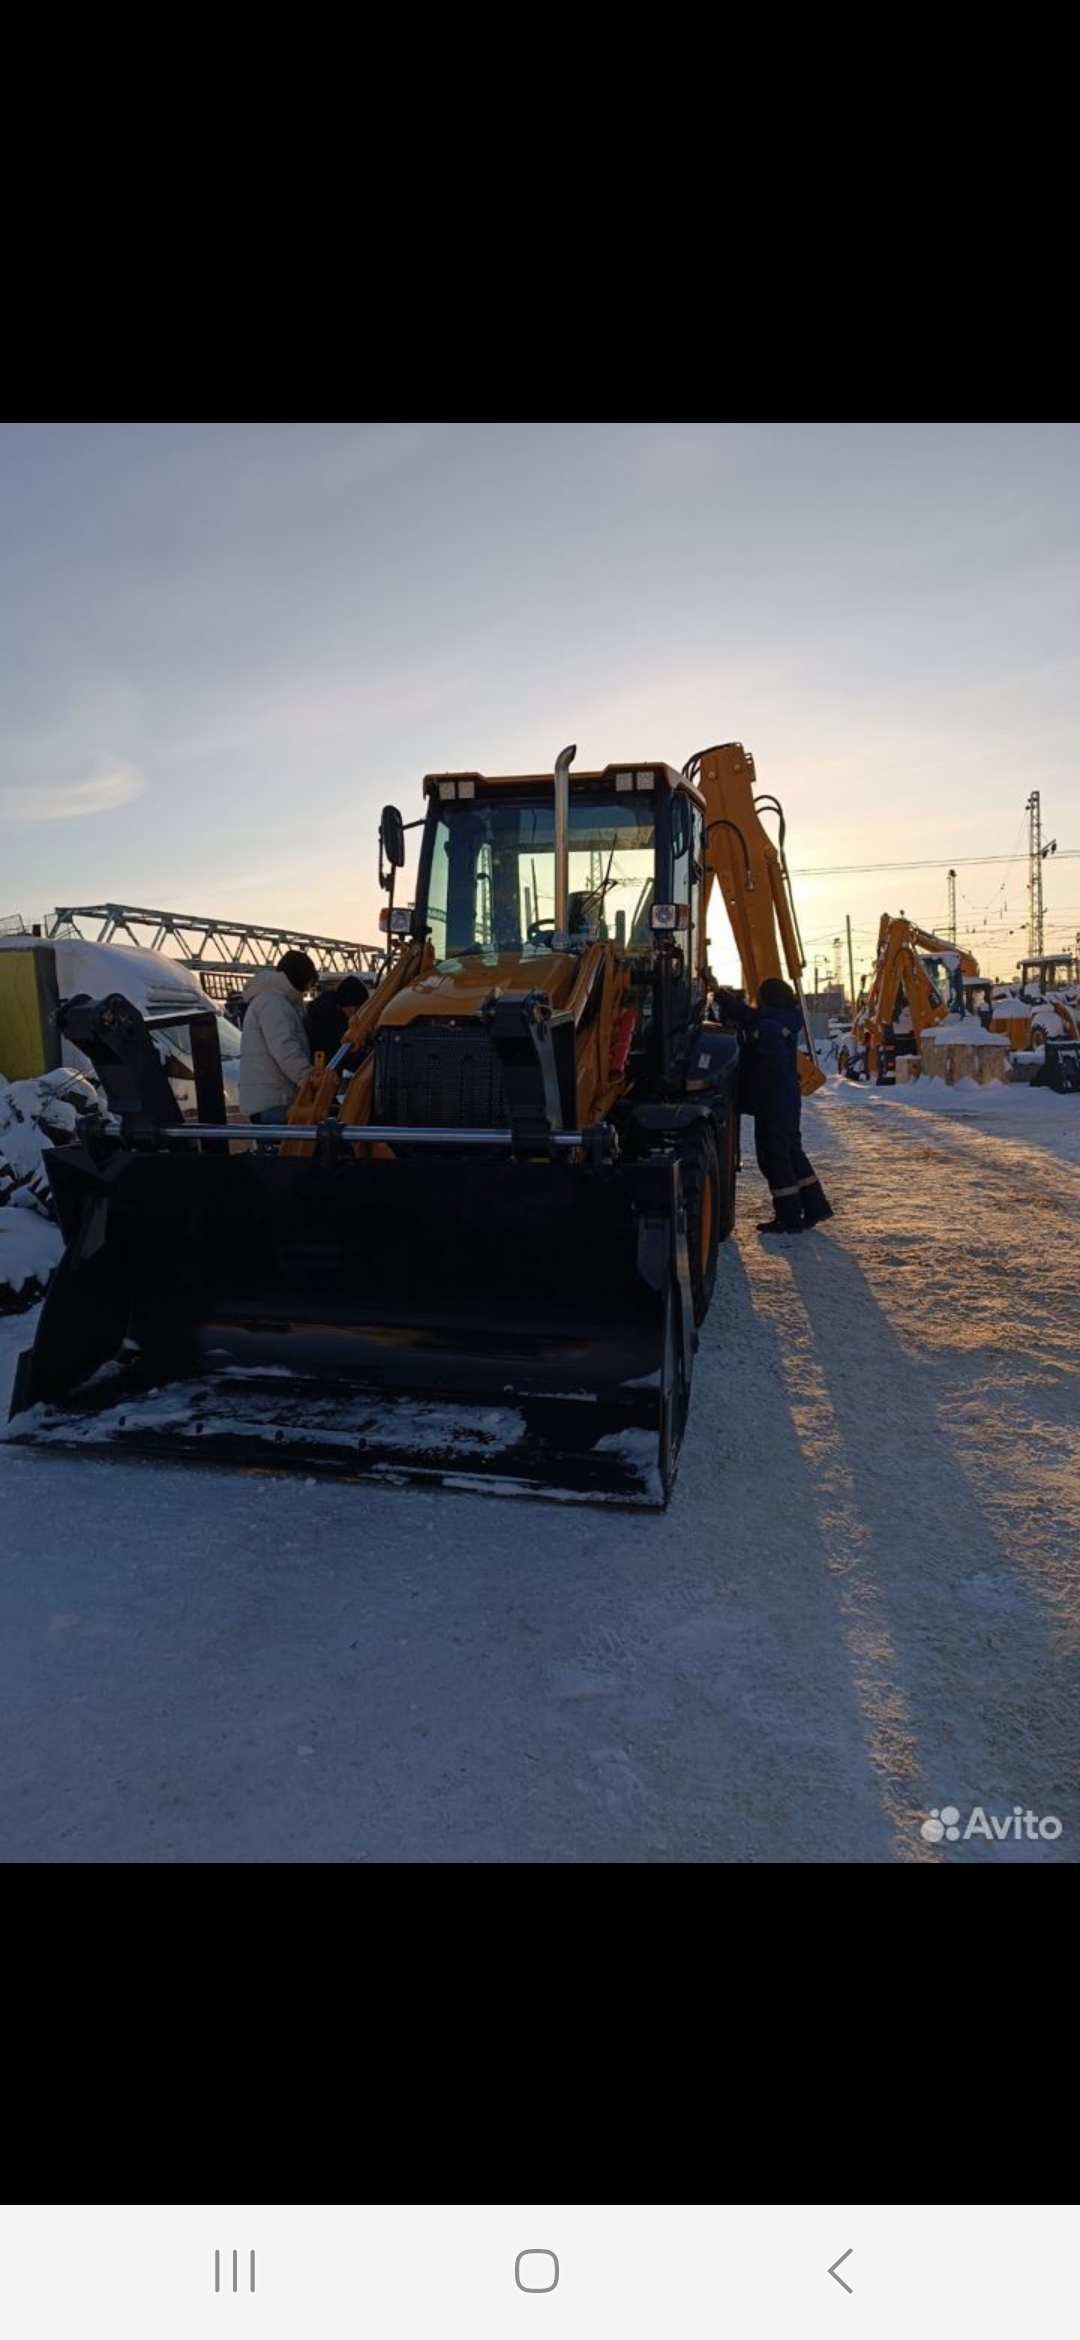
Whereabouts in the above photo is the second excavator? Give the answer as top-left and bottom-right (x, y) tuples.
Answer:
(838, 915), (979, 1082)
(8, 740), (821, 1506)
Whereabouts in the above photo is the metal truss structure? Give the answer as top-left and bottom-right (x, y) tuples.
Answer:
(44, 903), (384, 1001)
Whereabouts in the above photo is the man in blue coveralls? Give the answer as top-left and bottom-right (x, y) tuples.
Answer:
(714, 978), (834, 1234)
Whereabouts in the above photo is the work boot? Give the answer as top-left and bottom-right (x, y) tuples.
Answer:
(757, 1192), (804, 1234)
(800, 1180), (834, 1226)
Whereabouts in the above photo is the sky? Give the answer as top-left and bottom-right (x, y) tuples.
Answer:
(1, 421), (1078, 991)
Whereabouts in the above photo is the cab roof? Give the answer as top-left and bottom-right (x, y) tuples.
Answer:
(422, 762), (701, 804)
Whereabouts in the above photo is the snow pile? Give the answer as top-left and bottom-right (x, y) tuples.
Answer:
(906, 1075), (1006, 1102)
(928, 1014), (1008, 1046)
(0, 1209), (63, 1313)
(0, 1068), (104, 1213)
(0, 1068), (104, 1310)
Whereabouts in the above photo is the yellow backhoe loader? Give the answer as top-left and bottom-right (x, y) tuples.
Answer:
(838, 915), (979, 1082)
(984, 956), (1080, 1051)
(8, 741), (820, 1506)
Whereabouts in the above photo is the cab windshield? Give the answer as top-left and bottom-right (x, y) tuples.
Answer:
(919, 954), (962, 1013)
(422, 793), (656, 964)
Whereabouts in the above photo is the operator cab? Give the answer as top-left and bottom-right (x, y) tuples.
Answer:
(1016, 954), (1079, 999)
(410, 765), (691, 966)
(963, 978), (995, 1026)
(916, 951), (965, 1015)
(377, 764), (710, 1081)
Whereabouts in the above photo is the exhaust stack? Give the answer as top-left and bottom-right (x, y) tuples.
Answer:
(553, 742), (575, 939)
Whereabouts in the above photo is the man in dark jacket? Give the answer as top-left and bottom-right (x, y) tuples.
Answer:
(714, 978), (833, 1233)
(304, 973), (370, 1063)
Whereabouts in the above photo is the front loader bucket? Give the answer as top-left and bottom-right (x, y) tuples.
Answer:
(7, 1144), (694, 1507)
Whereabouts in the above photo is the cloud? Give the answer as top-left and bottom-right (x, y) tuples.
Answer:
(157, 652), (480, 768)
(0, 756), (146, 826)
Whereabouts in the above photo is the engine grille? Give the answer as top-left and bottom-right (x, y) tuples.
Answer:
(373, 1022), (508, 1128)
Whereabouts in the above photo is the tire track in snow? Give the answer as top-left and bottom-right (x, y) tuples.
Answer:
(733, 1227), (935, 1860)
(815, 1086), (1080, 1652)
(770, 1088), (1080, 1850)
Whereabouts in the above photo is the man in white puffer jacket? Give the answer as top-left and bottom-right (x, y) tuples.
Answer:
(238, 952), (317, 1120)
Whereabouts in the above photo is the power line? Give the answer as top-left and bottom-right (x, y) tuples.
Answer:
(791, 847), (1079, 877)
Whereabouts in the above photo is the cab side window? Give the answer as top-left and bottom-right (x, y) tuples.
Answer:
(669, 792), (694, 1052)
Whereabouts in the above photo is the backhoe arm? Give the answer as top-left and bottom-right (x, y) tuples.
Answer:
(689, 741), (824, 1092)
(906, 922), (980, 978)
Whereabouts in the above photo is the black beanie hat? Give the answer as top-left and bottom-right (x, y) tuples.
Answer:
(759, 977), (797, 1010)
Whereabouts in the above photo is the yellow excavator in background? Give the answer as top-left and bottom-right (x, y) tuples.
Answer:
(838, 915), (979, 1082)
(9, 740), (822, 1507)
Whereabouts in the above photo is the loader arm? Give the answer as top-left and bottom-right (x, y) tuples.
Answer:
(562, 941), (634, 1125)
(282, 938), (435, 1153)
(687, 741), (825, 1093)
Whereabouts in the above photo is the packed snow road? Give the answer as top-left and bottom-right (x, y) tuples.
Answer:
(1, 1079), (1077, 1863)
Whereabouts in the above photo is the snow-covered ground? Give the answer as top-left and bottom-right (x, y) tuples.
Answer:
(832, 1068), (1080, 1165)
(0, 1074), (1077, 1863)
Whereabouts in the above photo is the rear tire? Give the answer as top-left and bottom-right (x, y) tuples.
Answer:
(717, 1102), (738, 1240)
(680, 1119), (721, 1327)
(657, 1272), (691, 1501)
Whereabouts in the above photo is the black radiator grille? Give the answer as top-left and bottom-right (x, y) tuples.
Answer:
(373, 1023), (508, 1128)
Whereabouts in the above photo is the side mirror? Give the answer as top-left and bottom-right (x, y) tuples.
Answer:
(380, 805), (406, 869)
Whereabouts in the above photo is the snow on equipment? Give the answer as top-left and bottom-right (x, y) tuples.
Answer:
(0, 930), (245, 1110)
(0, 1209), (62, 1314)
(984, 956), (1080, 1054)
(7, 742), (819, 1506)
(0, 1068), (103, 1310)
(1, 1068), (105, 1211)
